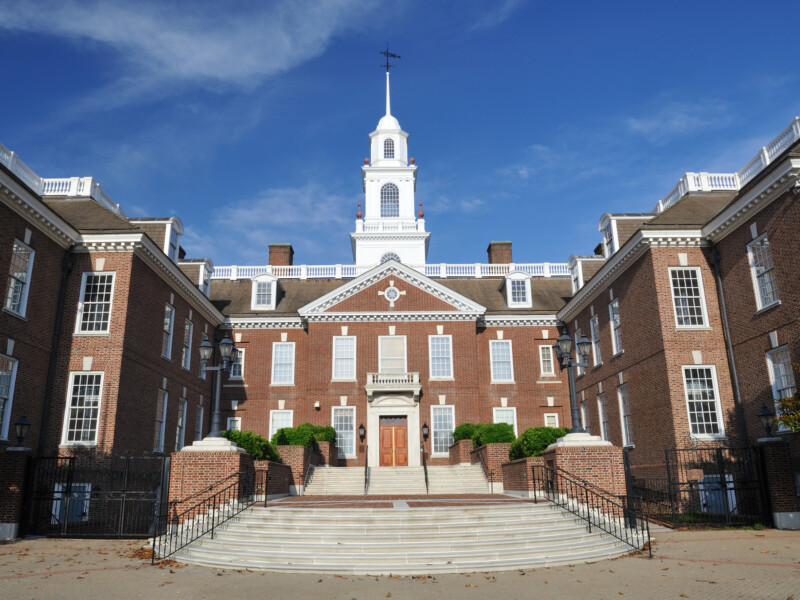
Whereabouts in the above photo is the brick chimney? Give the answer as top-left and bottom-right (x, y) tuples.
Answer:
(487, 241), (512, 264)
(268, 243), (294, 266)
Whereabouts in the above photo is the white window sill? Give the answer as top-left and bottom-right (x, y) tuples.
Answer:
(429, 377), (455, 382)
(271, 383), (295, 387)
(508, 303), (532, 309)
(181, 366), (191, 373)
(223, 383), (247, 388)
(74, 331), (111, 337)
(755, 300), (781, 315)
(161, 354), (172, 361)
(623, 443), (635, 449)
(153, 449), (165, 455)
(337, 454), (356, 460)
(431, 453), (449, 458)
(592, 362), (603, 369)
(536, 380), (561, 384)
(59, 442), (97, 448)
(331, 379), (357, 383)
(611, 350), (625, 359)
(229, 377), (244, 382)
(2, 307), (27, 321)
(676, 326), (712, 331)
(491, 380), (515, 385)
(690, 435), (726, 441)
(251, 305), (276, 311)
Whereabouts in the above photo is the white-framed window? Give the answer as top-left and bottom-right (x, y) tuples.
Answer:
(490, 340), (514, 382)
(251, 275), (277, 310)
(230, 348), (245, 379)
(52, 482), (91, 524)
(75, 272), (115, 334)
(505, 272), (532, 308)
(332, 406), (356, 458)
(383, 138), (395, 159)
(195, 405), (204, 441)
(669, 267), (708, 327)
(767, 346), (796, 431)
(570, 263), (582, 294)
(154, 388), (168, 452)
(544, 413), (559, 428)
(379, 336), (407, 374)
(4, 240), (34, 317)
(380, 183), (400, 218)
(271, 342), (295, 385)
(747, 234), (779, 310)
(618, 383), (634, 446)
(539, 345), (555, 377)
(429, 335), (453, 379)
(175, 399), (187, 451)
(597, 393), (609, 441)
(168, 226), (179, 262)
(602, 219), (615, 258)
(0, 354), (18, 440)
(181, 320), (193, 370)
(580, 393), (590, 433)
(590, 315), (602, 366)
(269, 409), (293, 439)
(332, 336), (356, 380)
(431, 405), (455, 455)
(226, 417), (241, 431)
(682, 366), (725, 438)
(62, 372), (103, 445)
(161, 304), (175, 358)
(575, 328), (585, 376)
(493, 407), (517, 436)
(609, 298), (622, 355)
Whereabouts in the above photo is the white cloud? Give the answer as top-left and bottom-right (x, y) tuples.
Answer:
(627, 101), (730, 143)
(0, 0), (381, 110)
(469, 0), (528, 31)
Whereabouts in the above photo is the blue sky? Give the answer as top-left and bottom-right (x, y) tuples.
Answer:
(2, 0), (799, 267)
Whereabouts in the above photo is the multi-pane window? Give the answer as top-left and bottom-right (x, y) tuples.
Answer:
(571, 265), (581, 294)
(181, 320), (193, 370)
(670, 268), (707, 327)
(602, 222), (615, 257)
(609, 299), (622, 355)
(490, 340), (514, 382)
(575, 329), (585, 376)
(0, 355), (18, 440)
(226, 417), (241, 431)
(767, 346), (796, 430)
(63, 372), (103, 444)
(333, 337), (356, 380)
(168, 227), (179, 261)
(493, 407), (517, 436)
(539, 345), (555, 377)
(194, 405), (204, 441)
(255, 281), (271, 306)
(161, 304), (175, 358)
(379, 336), (406, 374)
(590, 316), (602, 365)
(429, 335), (453, 379)
(175, 399), (187, 451)
(597, 393), (609, 441)
(580, 395), (590, 433)
(618, 383), (634, 446)
(682, 366), (724, 438)
(76, 273), (114, 333)
(544, 413), (559, 428)
(380, 183), (400, 218)
(230, 348), (245, 379)
(383, 138), (395, 159)
(5, 240), (34, 316)
(510, 280), (527, 304)
(271, 342), (295, 384)
(269, 410), (294, 439)
(748, 235), (779, 309)
(432, 405), (455, 454)
(154, 389), (168, 452)
(333, 406), (356, 458)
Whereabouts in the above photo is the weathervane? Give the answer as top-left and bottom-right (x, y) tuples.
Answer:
(379, 43), (400, 72)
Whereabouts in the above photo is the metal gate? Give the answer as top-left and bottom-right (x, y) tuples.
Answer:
(629, 447), (770, 527)
(25, 455), (168, 538)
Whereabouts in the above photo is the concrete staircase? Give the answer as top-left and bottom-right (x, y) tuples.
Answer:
(303, 464), (490, 496)
(172, 501), (638, 574)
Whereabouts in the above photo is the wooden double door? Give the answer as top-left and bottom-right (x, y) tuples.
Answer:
(379, 416), (408, 467)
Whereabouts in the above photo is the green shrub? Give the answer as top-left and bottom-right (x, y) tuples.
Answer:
(452, 423), (478, 443)
(472, 423), (516, 447)
(271, 423), (336, 447)
(508, 427), (569, 460)
(221, 430), (281, 462)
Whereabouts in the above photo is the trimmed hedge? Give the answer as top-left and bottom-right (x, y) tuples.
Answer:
(452, 423), (478, 443)
(271, 423), (337, 447)
(221, 430), (281, 462)
(508, 427), (569, 460)
(472, 423), (516, 447)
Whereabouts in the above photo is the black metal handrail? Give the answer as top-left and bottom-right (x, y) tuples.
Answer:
(364, 445), (369, 495)
(151, 469), (267, 563)
(475, 448), (494, 494)
(421, 444), (429, 494)
(532, 464), (651, 557)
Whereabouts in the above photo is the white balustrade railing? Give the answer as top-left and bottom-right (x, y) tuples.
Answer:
(361, 220), (424, 233)
(211, 261), (571, 280)
(367, 372), (420, 385)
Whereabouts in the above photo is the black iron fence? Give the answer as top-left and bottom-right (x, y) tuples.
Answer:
(25, 455), (168, 538)
(532, 464), (651, 556)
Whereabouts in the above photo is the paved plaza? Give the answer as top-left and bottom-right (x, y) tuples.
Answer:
(1, 528), (798, 600)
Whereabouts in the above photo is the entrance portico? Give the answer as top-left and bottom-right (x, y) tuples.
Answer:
(366, 393), (421, 468)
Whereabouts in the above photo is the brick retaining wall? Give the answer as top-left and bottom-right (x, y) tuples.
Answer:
(449, 439), (473, 465)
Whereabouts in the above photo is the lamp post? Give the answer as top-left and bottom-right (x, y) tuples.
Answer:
(552, 331), (592, 434)
(199, 333), (237, 438)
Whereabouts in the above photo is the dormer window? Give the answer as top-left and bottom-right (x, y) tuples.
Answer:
(251, 274), (278, 310)
(505, 272), (532, 308)
(601, 219), (615, 258)
(384, 138), (395, 159)
(168, 228), (179, 261)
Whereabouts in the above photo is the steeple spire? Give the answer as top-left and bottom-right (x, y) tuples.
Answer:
(385, 71), (391, 116)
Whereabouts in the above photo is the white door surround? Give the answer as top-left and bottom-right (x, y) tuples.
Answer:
(367, 393), (420, 467)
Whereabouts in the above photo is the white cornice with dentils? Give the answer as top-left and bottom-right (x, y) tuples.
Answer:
(220, 316), (304, 330)
(0, 174), (79, 247)
(306, 311), (481, 323)
(75, 232), (225, 325)
(482, 315), (560, 327)
(558, 229), (706, 322)
(298, 259), (487, 316)
(702, 157), (800, 242)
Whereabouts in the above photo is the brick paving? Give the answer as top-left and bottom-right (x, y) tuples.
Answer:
(2, 528), (798, 599)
